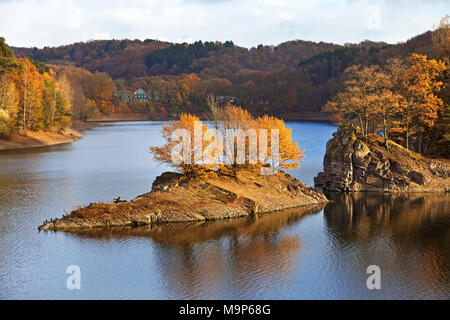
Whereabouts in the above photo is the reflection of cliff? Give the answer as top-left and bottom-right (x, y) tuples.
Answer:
(324, 192), (450, 293)
(70, 204), (324, 299)
(324, 193), (450, 240)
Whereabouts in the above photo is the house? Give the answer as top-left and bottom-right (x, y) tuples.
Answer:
(114, 88), (152, 103)
(133, 88), (149, 102)
(215, 95), (237, 105)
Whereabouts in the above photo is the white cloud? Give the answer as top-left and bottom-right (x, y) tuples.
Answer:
(0, 0), (448, 48)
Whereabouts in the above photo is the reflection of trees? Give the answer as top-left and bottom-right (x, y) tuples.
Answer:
(324, 192), (450, 241)
(70, 204), (325, 299)
(324, 192), (450, 294)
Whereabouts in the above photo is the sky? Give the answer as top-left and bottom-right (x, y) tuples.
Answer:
(0, 0), (448, 48)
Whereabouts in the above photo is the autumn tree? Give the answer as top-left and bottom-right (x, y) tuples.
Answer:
(0, 39), (74, 137)
(387, 55), (445, 152)
(87, 71), (116, 114)
(407, 54), (445, 153)
(431, 15), (450, 156)
(11, 58), (45, 130)
(42, 72), (71, 129)
(323, 65), (382, 140)
(150, 105), (304, 174)
(373, 89), (404, 149)
(150, 113), (210, 174)
(325, 54), (445, 153)
(255, 114), (304, 170)
(369, 71), (404, 149)
(206, 93), (221, 129)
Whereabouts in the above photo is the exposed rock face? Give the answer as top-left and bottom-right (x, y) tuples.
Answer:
(314, 124), (450, 192)
(39, 169), (328, 231)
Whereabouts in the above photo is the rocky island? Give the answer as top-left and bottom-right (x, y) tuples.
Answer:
(314, 124), (450, 192)
(39, 169), (328, 231)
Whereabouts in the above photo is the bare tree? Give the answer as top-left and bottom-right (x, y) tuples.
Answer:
(206, 93), (221, 129)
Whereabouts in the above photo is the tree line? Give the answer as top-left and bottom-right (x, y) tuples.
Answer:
(5, 16), (449, 157)
(0, 37), (120, 138)
(0, 38), (71, 137)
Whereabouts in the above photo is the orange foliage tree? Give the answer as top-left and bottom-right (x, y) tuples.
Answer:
(150, 113), (211, 174)
(150, 105), (304, 174)
(388, 54), (445, 152)
(324, 54), (446, 153)
(323, 65), (382, 140)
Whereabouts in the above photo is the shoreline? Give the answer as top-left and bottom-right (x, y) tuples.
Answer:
(0, 128), (83, 152)
(0, 113), (332, 152)
(85, 111), (332, 123)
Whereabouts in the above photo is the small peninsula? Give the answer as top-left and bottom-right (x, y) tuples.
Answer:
(39, 169), (328, 231)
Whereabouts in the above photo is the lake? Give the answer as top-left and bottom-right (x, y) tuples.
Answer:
(0, 121), (449, 299)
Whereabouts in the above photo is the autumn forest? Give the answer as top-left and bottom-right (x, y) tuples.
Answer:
(1, 16), (449, 157)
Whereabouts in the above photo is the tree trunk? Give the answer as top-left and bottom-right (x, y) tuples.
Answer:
(405, 118), (409, 150)
(364, 114), (369, 141)
(383, 117), (389, 149)
(358, 115), (363, 136)
(22, 66), (28, 130)
(51, 89), (56, 127)
(418, 131), (423, 154)
(0, 74), (7, 110)
(27, 87), (33, 130)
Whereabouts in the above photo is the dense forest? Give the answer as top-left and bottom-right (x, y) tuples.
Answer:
(0, 37), (120, 138)
(2, 16), (449, 156)
(0, 38), (72, 137)
(13, 31), (439, 116)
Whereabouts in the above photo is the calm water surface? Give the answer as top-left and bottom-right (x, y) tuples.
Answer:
(0, 121), (449, 299)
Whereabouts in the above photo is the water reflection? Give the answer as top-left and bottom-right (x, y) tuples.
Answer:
(325, 192), (450, 241)
(324, 192), (450, 299)
(1, 121), (449, 299)
(65, 204), (325, 299)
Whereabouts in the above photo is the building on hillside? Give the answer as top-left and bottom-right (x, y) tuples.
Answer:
(133, 88), (149, 102)
(215, 95), (237, 105)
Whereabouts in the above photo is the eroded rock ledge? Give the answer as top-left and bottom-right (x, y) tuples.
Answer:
(39, 169), (328, 231)
(314, 124), (450, 192)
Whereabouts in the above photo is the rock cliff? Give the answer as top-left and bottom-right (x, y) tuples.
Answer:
(314, 124), (450, 192)
(39, 169), (327, 231)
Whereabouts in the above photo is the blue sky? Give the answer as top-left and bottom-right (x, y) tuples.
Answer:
(0, 0), (448, 48)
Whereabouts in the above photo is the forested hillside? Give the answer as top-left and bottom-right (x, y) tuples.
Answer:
(9, 29), (444, 115)
(12, 31), (439, 115)
(5, 19), (449, 156)
(13, 39), (172, 79)
(0, 38), (72, 137)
